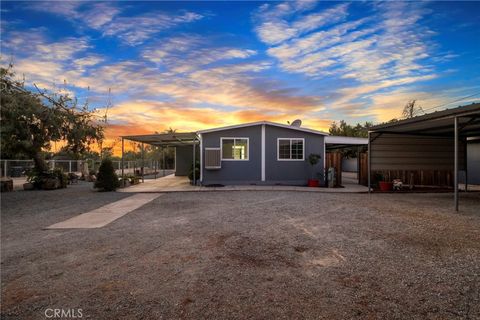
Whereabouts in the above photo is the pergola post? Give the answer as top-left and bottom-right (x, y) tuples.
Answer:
(121, 137), (125, 187)
(367, 131), (371, 193)
(141, 142), (145, 183)
(162, 146), (166, 177)
(193, 137), (196, 185)
(154, 147), (157, 179)
(454, 117), (459, 211)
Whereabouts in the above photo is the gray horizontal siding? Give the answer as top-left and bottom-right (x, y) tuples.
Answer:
(175, 145), (194, 176)
(201, 124), (325, 185)
(265, 126), (324, 184)
(201, 125), (261, 184)
(371, 133), (465, 171)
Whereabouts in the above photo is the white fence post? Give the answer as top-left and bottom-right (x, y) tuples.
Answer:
(69, 161), (72, 173)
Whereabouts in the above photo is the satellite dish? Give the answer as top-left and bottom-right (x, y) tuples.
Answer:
(291, 119), (302, 127)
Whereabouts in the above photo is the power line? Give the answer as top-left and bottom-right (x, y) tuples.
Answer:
(421, 90), (480, 114)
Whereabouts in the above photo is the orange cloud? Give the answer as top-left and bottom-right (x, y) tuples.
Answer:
(100, 100), (334, 155)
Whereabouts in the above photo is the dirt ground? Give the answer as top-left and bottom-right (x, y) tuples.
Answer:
(1, 184), (480, 319)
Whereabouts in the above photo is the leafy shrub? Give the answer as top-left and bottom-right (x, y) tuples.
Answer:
(308, 153), (321, 166)
(188, 160), (200, 183)
(53, 168), (68, 188)
(94, 158), (120, 191)
(308, 153), (322, 179)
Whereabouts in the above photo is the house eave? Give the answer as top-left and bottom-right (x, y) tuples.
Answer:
(197, 121), (329, 136)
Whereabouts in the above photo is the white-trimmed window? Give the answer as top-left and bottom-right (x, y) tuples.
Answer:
(221, 137), (249, 160)
(277, 138), (304, 161)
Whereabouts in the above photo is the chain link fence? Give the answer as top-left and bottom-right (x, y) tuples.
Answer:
(0, 159), (175, 177)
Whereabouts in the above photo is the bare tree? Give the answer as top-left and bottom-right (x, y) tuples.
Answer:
(402, 100), (424, 119)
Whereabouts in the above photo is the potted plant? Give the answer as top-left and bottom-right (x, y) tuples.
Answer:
(377, 172), (393, 192)
(307, 153), (322, 187)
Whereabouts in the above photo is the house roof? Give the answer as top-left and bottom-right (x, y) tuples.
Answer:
(197, 121), (329, 135)
(369, 103), (480, 137)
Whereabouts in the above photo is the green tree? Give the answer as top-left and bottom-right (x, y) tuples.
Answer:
(0, 65), (104, 172)
(329, 120), (373, 138)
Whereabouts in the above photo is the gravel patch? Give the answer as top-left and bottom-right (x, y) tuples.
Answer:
(1, 189), (479, 319)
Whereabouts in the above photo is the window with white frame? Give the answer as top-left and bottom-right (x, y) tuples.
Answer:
(221, 138), (249, 160)
(277, 138), (304, 160)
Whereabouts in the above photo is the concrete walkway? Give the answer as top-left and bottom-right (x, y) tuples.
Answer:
(118, 174), (200, 192)
(118, 174), (369, 193)
(47, 193), (161, 229)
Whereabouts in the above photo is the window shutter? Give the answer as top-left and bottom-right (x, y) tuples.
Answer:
(205, 148), (221, 169)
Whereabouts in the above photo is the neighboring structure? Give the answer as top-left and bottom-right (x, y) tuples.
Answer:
(198, 121), (328, 185)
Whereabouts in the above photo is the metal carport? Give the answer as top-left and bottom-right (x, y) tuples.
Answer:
(120, 132), (199, 186)
(368, 103), (480, 211)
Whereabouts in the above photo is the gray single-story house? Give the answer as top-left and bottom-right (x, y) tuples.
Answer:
(198, 121), (328, 186)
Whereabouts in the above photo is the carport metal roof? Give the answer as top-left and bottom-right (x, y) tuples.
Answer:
(325, 136), (367, 150)
(121, 132), (198, 146)
(367, 103), (480, 211)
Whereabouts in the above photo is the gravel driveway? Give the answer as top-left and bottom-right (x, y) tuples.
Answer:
(1, 186), (479, 319)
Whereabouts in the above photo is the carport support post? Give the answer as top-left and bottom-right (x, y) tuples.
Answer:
(367, 131), (371, 193)
(121, 138), (125, 187)
(193, 138), (196, 185)
(464, 138), (468, 192)
(141, 143), (145, 183)
(454, 117), (459, 211)
(162, 146), (165, 177)
(154, 148), (158, 179)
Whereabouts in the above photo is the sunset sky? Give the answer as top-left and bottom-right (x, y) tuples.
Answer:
(2, 1), (480, 145)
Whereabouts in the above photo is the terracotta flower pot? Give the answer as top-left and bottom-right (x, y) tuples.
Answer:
(379, 181), (393, 192)
(307, 179), (320, 187)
